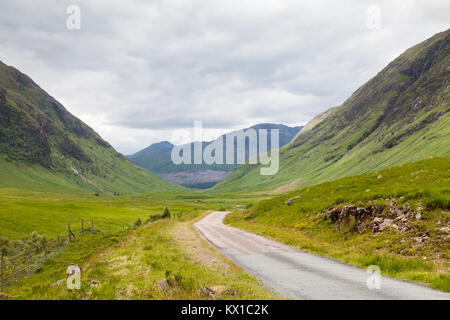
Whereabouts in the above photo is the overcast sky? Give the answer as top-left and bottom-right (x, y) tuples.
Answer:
(0, 0), (448, 154)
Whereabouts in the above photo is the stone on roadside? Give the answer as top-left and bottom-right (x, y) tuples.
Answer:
(199, 286), (216, 299)
(210, 285), (233, 297)
(91, 280), (100, 287)
(378, 219), (393, 231)
(157, 278), (170, 291)
(285, 196), (300, 206)
(0, 293), (12, 300)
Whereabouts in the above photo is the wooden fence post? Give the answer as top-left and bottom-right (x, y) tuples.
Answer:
(43, 242), (47, 260)
(1, 249), (4, 294)
(27, 252), (30, 275)
(68, 221), (76, 241)
(91, 220), (94, 234)
(82, 219), (84, 235)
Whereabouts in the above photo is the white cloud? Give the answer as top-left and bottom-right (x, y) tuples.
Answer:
(0, 0), (448, 154)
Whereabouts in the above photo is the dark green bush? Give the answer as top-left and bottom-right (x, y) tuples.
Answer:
(133, 217), (142, 228)
(161, 206), (171, 219)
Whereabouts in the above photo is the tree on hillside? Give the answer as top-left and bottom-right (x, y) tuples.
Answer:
(162, 206), (171, 219)
(134, 217), (142, 227)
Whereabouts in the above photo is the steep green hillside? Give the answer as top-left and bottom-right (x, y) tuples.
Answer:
(214, 29), (450, 192)
(226, 156), (450, 291)
(128, 123), (302, 188)
(0, 61), (181, 194)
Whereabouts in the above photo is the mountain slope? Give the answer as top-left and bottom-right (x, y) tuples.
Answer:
(128, 124), (303, 188)
(214, 29), (450, 192)
(225, 156), (450, 292)
(0, 61), (181, 194)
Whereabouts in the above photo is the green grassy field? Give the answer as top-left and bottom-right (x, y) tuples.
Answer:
(225, 156), (450, 291)
(1, 157), (449, 298)
(0, 185), (277, 299)
(0, 188), (268, 240)
(4, 210), (279, 300)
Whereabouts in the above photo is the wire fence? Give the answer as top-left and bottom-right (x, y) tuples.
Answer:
(0, 218), (134, 294)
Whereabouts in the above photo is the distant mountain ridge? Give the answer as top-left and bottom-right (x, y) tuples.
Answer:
(128, 123), (303, 188)
(0, 61), (181, 194)
(132, 141), (174, 157)
(213, 29), (450, 192)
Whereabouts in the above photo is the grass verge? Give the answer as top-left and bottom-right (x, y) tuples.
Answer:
(5, 210), (280, 300)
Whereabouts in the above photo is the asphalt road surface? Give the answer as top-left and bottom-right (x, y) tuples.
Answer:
(195, 211), (450, 300)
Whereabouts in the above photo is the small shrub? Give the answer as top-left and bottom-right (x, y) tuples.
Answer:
(161, 207), (171, 219)
(147, 213), (164, 223)
(150, 261), (162, 270)
(133, 218), (142, 228)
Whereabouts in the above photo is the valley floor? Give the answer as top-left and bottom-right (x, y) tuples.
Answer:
(1, 156), (449, 299)
(4, 210), (279, 300)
